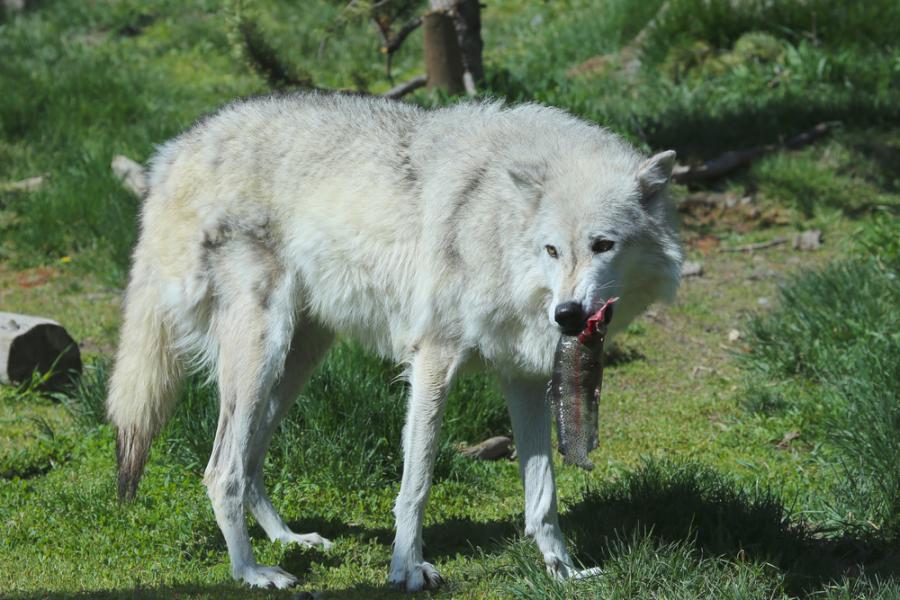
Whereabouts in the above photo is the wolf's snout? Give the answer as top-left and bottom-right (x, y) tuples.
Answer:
(554, 301), (584, 335)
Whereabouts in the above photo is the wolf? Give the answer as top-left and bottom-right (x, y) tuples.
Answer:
(106, 92), (682, 590)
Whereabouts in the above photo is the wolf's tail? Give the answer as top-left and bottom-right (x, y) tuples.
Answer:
(107, 268), (182, 501)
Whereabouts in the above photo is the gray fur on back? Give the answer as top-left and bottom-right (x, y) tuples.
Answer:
(144, 91), (680, 374)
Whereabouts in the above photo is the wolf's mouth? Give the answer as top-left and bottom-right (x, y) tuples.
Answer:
(557, 299), (617, 337)
(559, 321), (585, 336)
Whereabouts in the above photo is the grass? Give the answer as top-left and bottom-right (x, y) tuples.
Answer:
(506, 535), (900, 600)
(740, 254), (900, 537)
(484, 0), (900, 154)
(1, 0), (899, 597)
(71, 345), (509, 487)
(2, 0), (899, 270)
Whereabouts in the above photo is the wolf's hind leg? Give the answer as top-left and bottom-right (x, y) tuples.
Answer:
(245, 321), (334, 549)
(389, 342), (460, 592)
(204, 296), (299, 589)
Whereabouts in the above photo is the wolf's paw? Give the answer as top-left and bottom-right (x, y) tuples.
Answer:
(278, 531), (334, 550)
(237, 564), (299, 589)
(571, 566), (603, 580)
(545, 555), (602, 580)
(388, 561), (443, 592)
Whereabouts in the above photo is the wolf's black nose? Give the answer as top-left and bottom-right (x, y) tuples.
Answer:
(554, 301), (584, 334)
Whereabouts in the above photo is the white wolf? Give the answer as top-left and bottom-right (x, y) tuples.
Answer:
(107, 92), (681, 590)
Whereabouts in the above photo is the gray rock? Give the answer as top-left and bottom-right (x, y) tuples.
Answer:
(682, 261), (704, 278)
(793, 229), (822, 251)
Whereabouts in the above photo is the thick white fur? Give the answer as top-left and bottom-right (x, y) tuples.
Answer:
(106, 93), (682, 590)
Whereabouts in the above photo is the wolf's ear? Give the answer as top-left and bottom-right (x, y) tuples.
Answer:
(637, 150), (676, 198)
(508, 161), (545, 196)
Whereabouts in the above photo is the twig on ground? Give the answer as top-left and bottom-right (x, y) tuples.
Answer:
(0, 174), (46, 192)
(720, 237), (788, 253)
(672, 122), (834, 185)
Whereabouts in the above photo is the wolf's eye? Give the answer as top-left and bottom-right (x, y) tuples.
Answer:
(545, 245), (558, 259)
(591, 239), (615, 254)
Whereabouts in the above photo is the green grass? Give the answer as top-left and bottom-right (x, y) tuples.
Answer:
(483, 0), (900, 154)
(1, 0), (900, 597)
(740, 255), (900, 536)
(507, 534), (900, 600)
(2, 0), (899, 270)
(70, 344), (509, 487)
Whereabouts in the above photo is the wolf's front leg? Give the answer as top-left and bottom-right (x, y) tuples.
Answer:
(389, 343), (459, 591)
(503, 376), (577, 577)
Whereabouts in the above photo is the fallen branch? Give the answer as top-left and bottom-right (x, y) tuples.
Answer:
(719, 237), (788, 253)
(382, 74), (427, 99)
(0, 174), (46, 193)
(459, 436), (513, 460)
(672, 122), (833, 185)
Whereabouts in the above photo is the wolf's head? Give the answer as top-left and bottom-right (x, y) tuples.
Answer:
(508, 129), (682, 338)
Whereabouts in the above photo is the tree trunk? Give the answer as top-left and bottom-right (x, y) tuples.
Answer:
(425, 0), (483, 95)
(454, 0), (484, 92)
(0, 313), (82, 390)
(423, 9), (466, 94)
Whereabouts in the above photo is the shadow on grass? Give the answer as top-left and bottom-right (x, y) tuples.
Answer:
(304, 460), (898, 595)
(849, 136), (900, 194)
(605, 344), (645, 368)
(280, 460), (899, 596)
(561, 460), (900, 596)
(637, 97), (900, 162)
(277, 515), (518, 563)
(6, 587), (291, 599)
(7, 584), (451, 599)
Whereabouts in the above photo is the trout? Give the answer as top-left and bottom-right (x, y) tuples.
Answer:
(547, 297), (618, 470)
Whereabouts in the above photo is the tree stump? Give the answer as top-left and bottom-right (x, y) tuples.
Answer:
(423, 9), (466, 95)
(0, 313), (82, 390)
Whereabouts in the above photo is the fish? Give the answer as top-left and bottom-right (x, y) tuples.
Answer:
(547, 297), (618, 470)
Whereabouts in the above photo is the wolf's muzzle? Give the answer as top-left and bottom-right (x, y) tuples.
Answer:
(554, 300), (584, 335)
